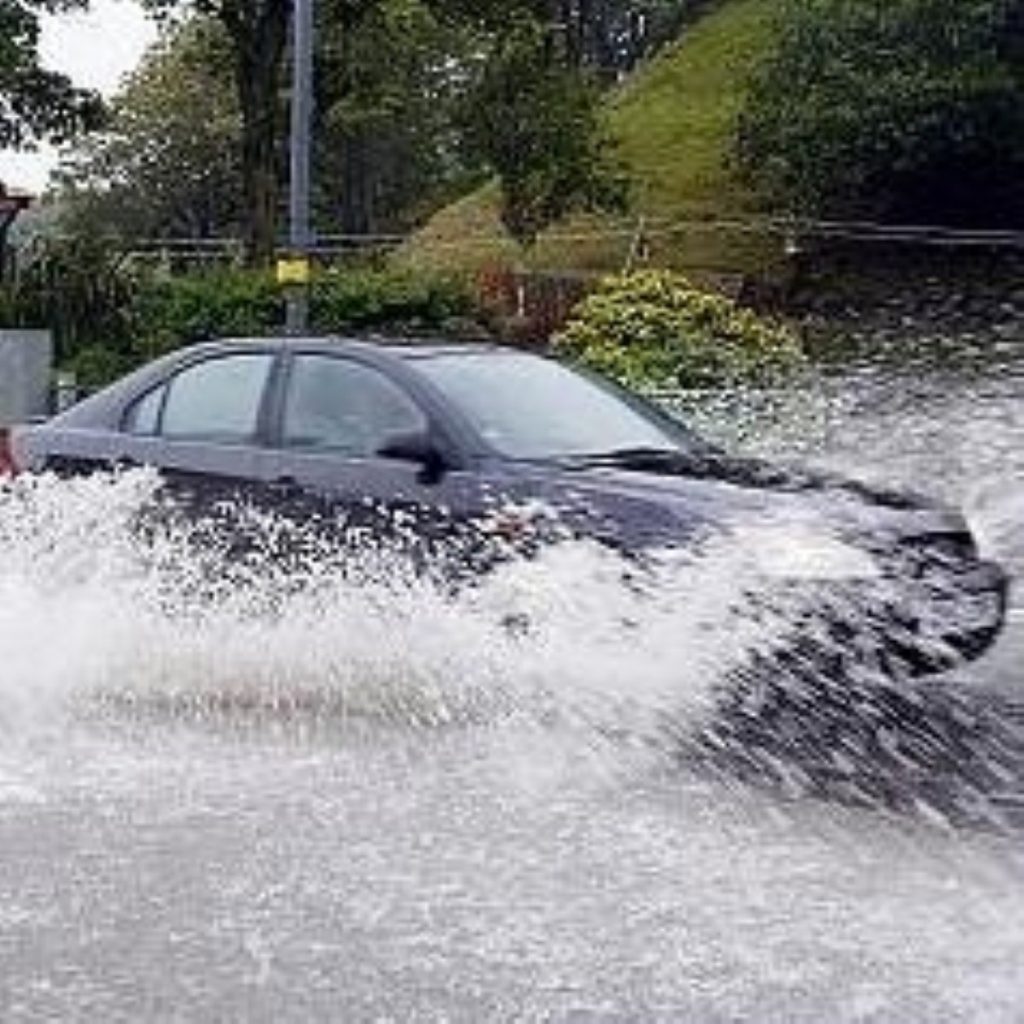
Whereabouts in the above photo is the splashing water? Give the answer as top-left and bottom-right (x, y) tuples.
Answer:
(1, 449), (1020, 829)
(0, 468), (803, 742)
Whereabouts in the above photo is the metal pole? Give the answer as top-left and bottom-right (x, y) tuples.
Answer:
(286, 0), (314, 335)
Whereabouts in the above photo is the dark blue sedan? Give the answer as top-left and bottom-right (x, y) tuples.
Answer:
(6, 337), (1009, 676)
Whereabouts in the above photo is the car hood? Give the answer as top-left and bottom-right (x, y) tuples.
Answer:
(510, 450), (969, 548)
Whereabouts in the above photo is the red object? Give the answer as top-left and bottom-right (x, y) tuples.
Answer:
(0, 427), (19, 476)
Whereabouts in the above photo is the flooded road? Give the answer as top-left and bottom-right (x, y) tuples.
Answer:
(2, 354), (1024, 1022)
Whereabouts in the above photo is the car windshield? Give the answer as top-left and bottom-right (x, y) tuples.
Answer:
(416, 352), (696, 459)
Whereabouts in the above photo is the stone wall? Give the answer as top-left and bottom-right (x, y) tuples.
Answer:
(0, 330), (53, 425)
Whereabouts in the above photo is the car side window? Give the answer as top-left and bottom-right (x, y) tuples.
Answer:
(161, 354), (274, 443)
(282, 356), (427, 457)
(123, 385), (166, 436)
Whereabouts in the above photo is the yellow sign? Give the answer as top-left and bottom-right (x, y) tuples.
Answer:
(276, 256), (311, 286)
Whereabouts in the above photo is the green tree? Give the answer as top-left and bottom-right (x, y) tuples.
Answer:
(133, 0), (475, 260)
(736, 0), (1024, 226)
(55, 18), (243, 241)
(459, 18), (628, 246)
(436, 1), (700, 73)
(555, 0), (706, 74)
(57, 3), (485, 243)
(143, 0), (290, 264)
(53, 0), (672, 258)
(0, 0), (103, 150)
(315, 0), (485, 235)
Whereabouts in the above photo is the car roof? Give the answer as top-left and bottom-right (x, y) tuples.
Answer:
(45, 336), (532, 431)
(209, 336), (512, 360)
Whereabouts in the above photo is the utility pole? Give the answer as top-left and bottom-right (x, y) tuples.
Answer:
(284, 0), (314, 334)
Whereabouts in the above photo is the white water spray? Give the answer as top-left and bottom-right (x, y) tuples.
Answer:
(0, 470), (796, 740)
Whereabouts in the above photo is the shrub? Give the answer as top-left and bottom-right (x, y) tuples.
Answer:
(18, 257), (486, 391)
(310, 268), (478, 334)
(66, 345), (136, 392)
(133, 269), (284, 363)
(553, 270), (803, 390)
(9, 235), (138, 374)
(131, 267), (479, 355)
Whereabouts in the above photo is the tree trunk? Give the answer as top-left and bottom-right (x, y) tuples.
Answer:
(221, 0), (290, 266)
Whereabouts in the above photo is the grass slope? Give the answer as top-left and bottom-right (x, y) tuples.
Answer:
(403, 0), (783, 279)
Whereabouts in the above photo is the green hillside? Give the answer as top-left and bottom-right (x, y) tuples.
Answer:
(403, 0), (783, 280)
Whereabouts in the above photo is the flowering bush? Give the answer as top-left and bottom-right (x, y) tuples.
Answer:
(553, 270), (803, 390)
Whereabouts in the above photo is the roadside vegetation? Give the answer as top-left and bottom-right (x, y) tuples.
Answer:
(4, 0), (1024, 390)
(737, 0), (1024, 228)
(2, 248), (480, 390)
(406, 0), (779, 275)
(553, 270), (802, 390)
(42, 1), (701, 262)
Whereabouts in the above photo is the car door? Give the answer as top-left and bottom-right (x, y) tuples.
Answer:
(268, 351), (482, 565)
(119, 350), (282, 527)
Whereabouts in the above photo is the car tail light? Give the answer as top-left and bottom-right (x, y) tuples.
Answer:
(0, 427), (20, 477)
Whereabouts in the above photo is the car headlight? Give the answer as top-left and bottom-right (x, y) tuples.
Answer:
(742, 525), (882, 581)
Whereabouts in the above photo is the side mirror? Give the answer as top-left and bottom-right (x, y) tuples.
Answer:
(376, 429), (446, 480)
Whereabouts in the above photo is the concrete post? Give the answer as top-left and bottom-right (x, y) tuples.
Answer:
(0, 330), (54, 425)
